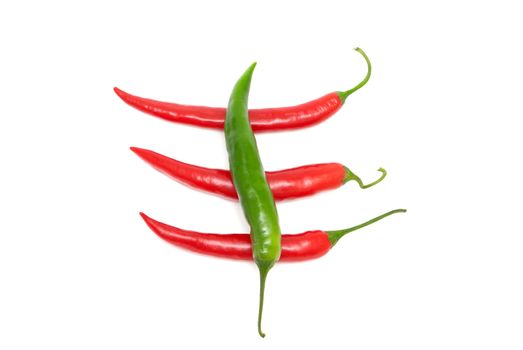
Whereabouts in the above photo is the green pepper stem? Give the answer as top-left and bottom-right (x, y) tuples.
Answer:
(337, 48), (372, 104)
(327, 209), (406, 246)
(343, 167), (387, 189)
(257, 267), (269, 338)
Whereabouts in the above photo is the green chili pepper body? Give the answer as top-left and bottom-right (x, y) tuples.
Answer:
(224, 63), (281, 338)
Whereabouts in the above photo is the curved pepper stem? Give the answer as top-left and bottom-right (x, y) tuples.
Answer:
(327, 209), (406, 246)
(343, 167), (387, 189)
(257, 267), (269, 338)
(337, 48), (372, 104)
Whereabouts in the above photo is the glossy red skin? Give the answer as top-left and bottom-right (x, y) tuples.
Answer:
(140, 213), (332, 262)
(115, 87), (343, 132)
(131, 147), (346, 201)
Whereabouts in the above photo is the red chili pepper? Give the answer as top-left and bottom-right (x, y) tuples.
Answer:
(131, 147), (386, 201)
(114, 48), (371, 132)
(140, 209), (405, 262)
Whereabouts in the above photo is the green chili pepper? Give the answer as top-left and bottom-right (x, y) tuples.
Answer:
(224, 63), (281, 338)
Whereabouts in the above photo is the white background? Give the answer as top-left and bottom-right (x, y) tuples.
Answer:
(1, 1), (522, 349)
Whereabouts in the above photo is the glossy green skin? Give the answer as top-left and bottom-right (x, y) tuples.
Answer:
(224, 63), (282, 273)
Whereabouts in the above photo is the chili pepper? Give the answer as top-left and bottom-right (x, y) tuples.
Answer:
(224, 63), (280, 337)
(130, 147), (387, 201)
(140, 209), (406, 261)
(114, 48), (371, 132)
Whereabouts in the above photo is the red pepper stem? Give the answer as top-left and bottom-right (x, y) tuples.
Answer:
(257, 266), (270, 338)
(337, 47), (372, 104)
(343, 167), (387, 189)
(327, 209), (406, 247)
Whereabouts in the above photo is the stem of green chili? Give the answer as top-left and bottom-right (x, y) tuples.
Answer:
(337, 47), (372, 104)
(327, 209), (406, 246)
(257, 267), (269, 338)
(343, 167), (387, 189)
